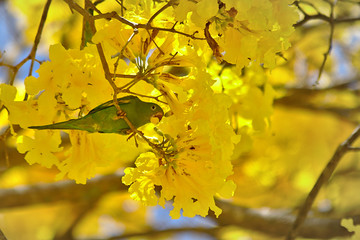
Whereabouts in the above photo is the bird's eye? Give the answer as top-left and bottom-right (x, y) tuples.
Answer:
(151, 105), (157, 111)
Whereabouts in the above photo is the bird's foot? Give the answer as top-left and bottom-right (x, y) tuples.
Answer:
(113, 110), (127, 120)
(126, 130), (143, 148)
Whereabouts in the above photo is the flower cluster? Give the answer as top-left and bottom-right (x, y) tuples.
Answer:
(123, 77), (238, 218)
(0, 0), (298, 218)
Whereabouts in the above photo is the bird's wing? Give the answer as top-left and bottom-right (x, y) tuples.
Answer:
(87, 96), (138, 114)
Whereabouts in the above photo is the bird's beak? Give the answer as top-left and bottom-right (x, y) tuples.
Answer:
(150, 112), (164, 124)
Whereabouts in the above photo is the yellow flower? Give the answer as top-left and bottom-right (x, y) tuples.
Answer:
(25, 44), (113, 111)
(0, 83), (58, 128)
(17, 130), (63, 168)
(56, 131), (132, 184)
(216, 0), (298, 68)
(123, 85), (238, 218)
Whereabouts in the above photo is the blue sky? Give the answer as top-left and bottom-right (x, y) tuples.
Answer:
(0, 2), (43, 84)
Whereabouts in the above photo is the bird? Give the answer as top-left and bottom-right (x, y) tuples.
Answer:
(29, 96), (164, 135)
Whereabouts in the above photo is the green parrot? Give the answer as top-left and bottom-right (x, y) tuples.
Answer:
(29, 96), (164, 135)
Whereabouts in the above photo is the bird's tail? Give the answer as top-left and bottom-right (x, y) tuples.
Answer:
(28, 119), (82, 130)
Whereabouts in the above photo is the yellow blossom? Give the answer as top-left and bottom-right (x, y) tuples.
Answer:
(1, 0), (298, 220)
(56, 131), (133, 184)
(123, 83), (238, 218)
(17, 130), (63, 168)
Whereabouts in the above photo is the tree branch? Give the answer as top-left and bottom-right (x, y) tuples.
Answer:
(0, 229), (7, 240)
(0, 173), (125, 209)
(274, 86), (360, 123)
(286, 124), (360, 240)
(100, 226), (219, 240)
(216, 200), (357, 239)
(0, 173), (358, 239)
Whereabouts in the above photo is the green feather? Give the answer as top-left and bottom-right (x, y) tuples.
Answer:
(29, 96), (164, 135)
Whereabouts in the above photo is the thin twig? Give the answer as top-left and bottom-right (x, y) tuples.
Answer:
(314, 1), (336, 86)
(335, 16), (360, 23)
(112, 29), (139, 79)
(80, 4), (170, 157)
(117, 78), (140, 91)
(286, 124), (360, 240)
(121, 90), (167, 104)
(0, 0), (52, 87)
(85, 0), (103, 15)
(293, 0), (327, 27)
(294, 1), (360, 27)
(146, 26), (205, 40)
(347, 147), (360, 151)
(120, 76), (144, 91)
(87, 10), (205, 40)
(145, 29), (164, 55)
(64, 0), (205, 40)
(114, 0), (125, 16)
(27, 0), (52, 78)
(81, 0), (91, 49)
(111, 73), (137, 78)
(147, 0), (176, 26)
(0, 229), (7, 240)
(93, 11), (138, 27)
(0, 127), (11, 167)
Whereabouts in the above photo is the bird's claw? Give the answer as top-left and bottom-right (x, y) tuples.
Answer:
(113, 110), (127, 120)
(126, 130), (144, 148)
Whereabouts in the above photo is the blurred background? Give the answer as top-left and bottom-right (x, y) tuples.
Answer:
(1, 0), (360, 239)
